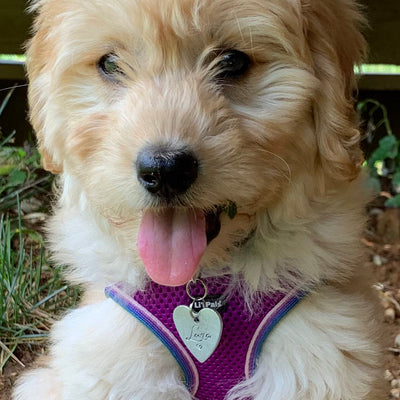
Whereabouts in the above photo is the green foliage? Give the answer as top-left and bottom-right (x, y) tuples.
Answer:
(360, 99), (400, 207)
(0, 136), (40, 195)
(0, 207), (80, 371)
(0, 86), (78, 371)
(369, 135), (398, 163)
(0, 91), (53, 212)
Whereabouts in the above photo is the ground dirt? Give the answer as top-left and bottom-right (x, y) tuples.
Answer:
(365, 204), (400, 399)
(1, 204), (400, 399)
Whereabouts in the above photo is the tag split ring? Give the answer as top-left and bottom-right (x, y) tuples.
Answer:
(186, 278), (208, 302)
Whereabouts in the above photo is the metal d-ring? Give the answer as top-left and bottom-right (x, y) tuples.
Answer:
(186, 278), (208, 302)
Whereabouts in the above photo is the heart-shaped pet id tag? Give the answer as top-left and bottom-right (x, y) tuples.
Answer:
(173, 305), (223, 363)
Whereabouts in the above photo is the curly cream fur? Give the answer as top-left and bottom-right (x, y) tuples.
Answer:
(14, 0), (384, 399)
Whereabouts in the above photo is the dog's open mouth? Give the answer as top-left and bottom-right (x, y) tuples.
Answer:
(137, 204), (235, 287)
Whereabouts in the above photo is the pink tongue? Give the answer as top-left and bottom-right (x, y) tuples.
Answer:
(137, 208), (207, 286)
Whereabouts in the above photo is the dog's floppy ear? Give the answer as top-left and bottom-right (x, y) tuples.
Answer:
(300, 0), (367, 181)
(26, 2), (64, 175)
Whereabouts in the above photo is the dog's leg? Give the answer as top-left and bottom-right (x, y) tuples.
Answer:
(228, 286), (384, 400)
(13, 298), (192, 400)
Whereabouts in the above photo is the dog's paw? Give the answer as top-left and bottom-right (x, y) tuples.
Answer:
(12, 367), (61, 400)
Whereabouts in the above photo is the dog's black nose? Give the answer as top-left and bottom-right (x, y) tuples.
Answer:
(136, 147), (199, 198)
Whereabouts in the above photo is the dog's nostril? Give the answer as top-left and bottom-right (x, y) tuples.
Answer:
(140, 172), (161, 193)
(136, 147), (199, 197)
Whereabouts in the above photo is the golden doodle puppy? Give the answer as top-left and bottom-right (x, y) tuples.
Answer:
(14, 0), (384, 399)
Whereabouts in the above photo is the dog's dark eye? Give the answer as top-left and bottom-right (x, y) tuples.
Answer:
(216, 50), (251, 80)
(98, 54), (122, 77)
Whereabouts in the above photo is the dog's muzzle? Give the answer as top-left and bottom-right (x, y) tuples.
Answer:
(135, 145), (228, 287)
(135, 146), (223, 243)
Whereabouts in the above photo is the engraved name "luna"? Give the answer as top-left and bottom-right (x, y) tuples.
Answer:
(186, 326), (212, 344)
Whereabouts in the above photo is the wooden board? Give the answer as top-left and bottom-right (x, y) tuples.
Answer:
(0, 0), (399, 61)
(0, 0), (399, 83)
(362, 0), (400, 65)
(0, 0), (31, 55)
(0, 61), (26, 80)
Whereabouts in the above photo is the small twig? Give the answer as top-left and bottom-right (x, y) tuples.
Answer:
(388, 347), (400, 354)
(0, 175), (52, 205)
(0, 340), (25, 368)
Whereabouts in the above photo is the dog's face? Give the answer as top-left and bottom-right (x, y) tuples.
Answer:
(27, 0), (366, 286)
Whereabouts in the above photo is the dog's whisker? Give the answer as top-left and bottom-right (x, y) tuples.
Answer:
(263, 150), (292, 184)
(249, 29), (256, 62)
(235, 16), (245, 44)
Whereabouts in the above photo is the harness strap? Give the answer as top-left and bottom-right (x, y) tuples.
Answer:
(105, 278), (306, 400)
(106, 283), (199, 393)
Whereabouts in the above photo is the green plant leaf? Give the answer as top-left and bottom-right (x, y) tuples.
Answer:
(20, 228), (45, 245)
(391, 171), (400, 194)
(15, 149), (26, 159)
(370, 135), (399, 164)
(365, 176), (381, 194)
(0, 165), (14, 176)
(393, 171), (400, 186)
(385, 194), (400, 208)
(7, 170), (27, 187)
(373, 160), (388, 177)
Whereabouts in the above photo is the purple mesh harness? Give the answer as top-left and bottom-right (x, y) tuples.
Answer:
(105, 277), (305, 400)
